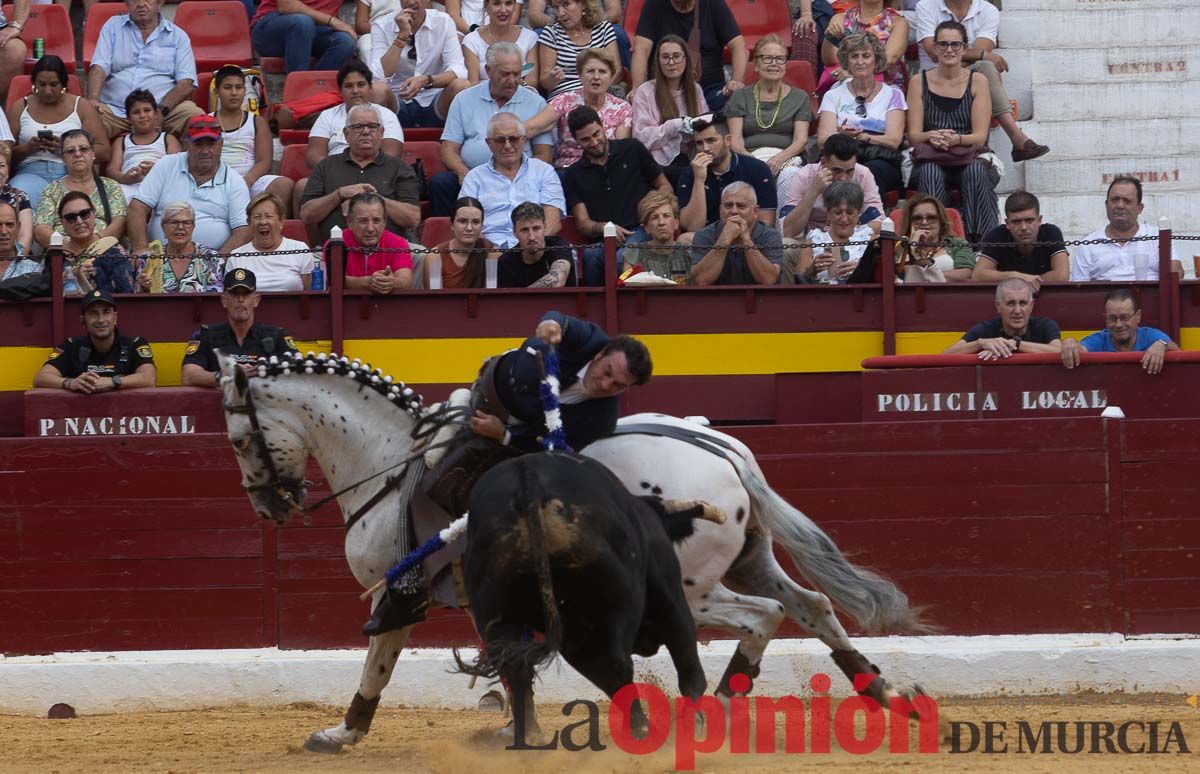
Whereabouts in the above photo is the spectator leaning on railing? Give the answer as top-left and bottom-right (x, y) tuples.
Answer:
(182, 269), (300, 388)
(690, 181), (785, 286)
(88, 0), (205, 138)
(972, 190), (1069, 288)
(58, 190), (135, 296)
(621, 191), (692, 284)
(943, 277), (1062, 360)
(1061, 288), (1180, 375)
(34, 289), (157, 394)
(1071, 176), (1187, 282)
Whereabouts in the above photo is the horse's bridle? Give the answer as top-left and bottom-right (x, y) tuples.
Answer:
(224, 378), (472, 527)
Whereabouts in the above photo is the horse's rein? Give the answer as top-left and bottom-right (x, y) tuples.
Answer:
(224, 383), (471, 525)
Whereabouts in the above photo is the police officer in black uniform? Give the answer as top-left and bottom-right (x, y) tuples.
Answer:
(33, 289), (157, 393)
(181, 268), (298, 387)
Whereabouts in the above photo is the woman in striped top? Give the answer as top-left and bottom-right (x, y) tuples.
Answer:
(907, 20), (998, 240)
(537, 0), (620, 99)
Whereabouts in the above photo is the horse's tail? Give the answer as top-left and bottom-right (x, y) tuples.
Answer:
(734, 456), (933, 634)
(453, 460), (562, 680)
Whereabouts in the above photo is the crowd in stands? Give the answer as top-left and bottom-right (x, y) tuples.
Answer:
(0, 0), (1192, 302)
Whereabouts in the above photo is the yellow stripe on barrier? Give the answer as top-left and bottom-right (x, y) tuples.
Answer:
(0, 329), (1194, 389)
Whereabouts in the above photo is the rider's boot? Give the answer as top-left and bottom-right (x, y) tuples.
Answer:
(361, 585), (429, 637)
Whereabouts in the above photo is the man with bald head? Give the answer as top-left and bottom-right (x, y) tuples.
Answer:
(300, 103), (421, 242)
(690, 182), (784, 286)
(429, 41), (554, 215)
(459, 112), (565, 249)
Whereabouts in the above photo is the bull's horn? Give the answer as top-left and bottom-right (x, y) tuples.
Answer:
(664, 498), (726, 524)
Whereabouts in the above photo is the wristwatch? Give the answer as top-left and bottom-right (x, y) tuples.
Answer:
(112, 374), (123, 389)
(1012, 337), (1022, 352)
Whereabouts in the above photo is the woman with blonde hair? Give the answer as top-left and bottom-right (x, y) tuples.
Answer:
(896, 194), (975, 283)
(621, 191), (691, 283)
(818, 32), (907, 198)
(538, 0), (620, 99)
(630, 35), (706, 187)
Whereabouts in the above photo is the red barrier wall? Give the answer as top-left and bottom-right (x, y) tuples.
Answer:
(2, 416), (1196, 656)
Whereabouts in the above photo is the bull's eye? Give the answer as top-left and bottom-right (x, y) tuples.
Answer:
(234, 435), (253, 452)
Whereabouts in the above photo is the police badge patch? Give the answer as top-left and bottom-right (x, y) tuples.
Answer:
(284, 336), (296, 349)
(137, 345), (153, 359)
(49, 348), (62, 359)
(185, 340), (200, 355)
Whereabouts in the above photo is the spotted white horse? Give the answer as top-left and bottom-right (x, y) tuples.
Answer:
(220, 352), (930, 754)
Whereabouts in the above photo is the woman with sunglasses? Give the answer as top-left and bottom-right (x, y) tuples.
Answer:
(33, 129), (126, 250)
(630, 35), (706, 188)
(135, 202), (224, 294)
(7, 55), (110, 210)
(907, 20), (999, 241)
(820, 0), (908, 92)
(724, 35), (813, 198)
(59, 191), (133, 296)
(817, 32), (906, 199)
(462, 0), (538, 87)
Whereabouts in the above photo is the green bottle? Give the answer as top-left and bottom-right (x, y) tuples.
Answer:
(33, 38), (44, 60)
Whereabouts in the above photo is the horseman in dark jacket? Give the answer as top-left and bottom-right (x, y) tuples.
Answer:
(362, 310), (653, 636)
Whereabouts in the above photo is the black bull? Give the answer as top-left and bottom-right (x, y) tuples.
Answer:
(455, 452), (722, 743)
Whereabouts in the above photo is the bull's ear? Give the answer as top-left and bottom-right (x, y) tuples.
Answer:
(218, 352), (247, 399)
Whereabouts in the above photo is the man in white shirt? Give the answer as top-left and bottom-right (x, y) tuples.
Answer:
(459, 112), (565, 248)
(370, 0), (469, 127)
(1071, 176), (1187, 282)
(914, 0), (1048, 162)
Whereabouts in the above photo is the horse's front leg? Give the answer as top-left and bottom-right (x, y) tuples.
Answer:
(304, 625), (414, 753)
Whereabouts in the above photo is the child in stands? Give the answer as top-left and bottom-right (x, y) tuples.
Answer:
(211, 65), (296, 216)
(106, 90), (182, 204)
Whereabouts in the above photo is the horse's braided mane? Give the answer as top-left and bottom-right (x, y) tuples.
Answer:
(249, 350), (426, 419)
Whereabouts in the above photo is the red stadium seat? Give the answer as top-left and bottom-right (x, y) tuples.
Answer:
(559, 216), (584, 245)
(401, 141), (445, 182)
(726, 0), (793, 61)
(420, 217), (451, 247)
(259, 57), (286, 74)
(6, 73), (82, 111)
(2, 3), (75, 72)
(282, 71), (339, 103)
(282, 219), (310, 244)
(403, 127), (443, 143)
(279, 144), (312, 181)
(889, 206), (966, 239)
(174, 1), (253, 71)
(193, 72), (214, 112)
(83, 2), (127, 70)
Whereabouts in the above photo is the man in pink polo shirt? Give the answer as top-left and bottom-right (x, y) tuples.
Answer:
(780, 134), (884, 237)
(341, 191), (413, 293)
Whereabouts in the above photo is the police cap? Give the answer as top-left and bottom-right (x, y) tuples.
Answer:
(81, 288), (116, 310)
(224, 268), (257, 292)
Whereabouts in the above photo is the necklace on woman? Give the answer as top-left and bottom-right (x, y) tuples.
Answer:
(753, 82), (784, 129)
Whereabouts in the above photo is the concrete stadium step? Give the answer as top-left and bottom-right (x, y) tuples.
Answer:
(999, 9), (1198, 49)
(1016, 118), (1200, 159)
(1026, 155), (1197, 195)
(1002, 0), (1187, 12)
(1035, 193), (1200, 243)
(1031, 82), (1200, 119)
(1023, 46), (1193, 85)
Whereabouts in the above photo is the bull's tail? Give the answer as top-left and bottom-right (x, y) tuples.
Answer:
(453, 460), (562, 680)
(735, 456), (934, 634)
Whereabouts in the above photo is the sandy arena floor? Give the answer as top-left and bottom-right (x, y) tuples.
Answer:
(2, 693), (1196, 773)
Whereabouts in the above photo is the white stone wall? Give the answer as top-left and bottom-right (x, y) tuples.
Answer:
(997, 0), (1200, 238)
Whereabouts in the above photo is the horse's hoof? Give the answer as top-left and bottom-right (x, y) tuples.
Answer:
(303, 731), (345, 754)
(477, 689), (506, 713)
